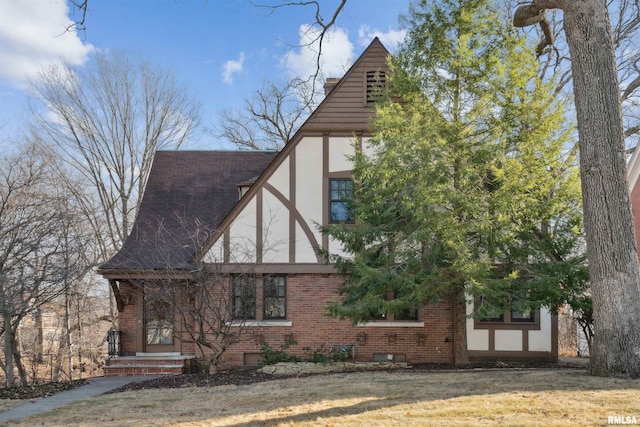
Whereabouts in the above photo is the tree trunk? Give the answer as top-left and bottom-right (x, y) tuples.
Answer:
(562, 0), (640, 377)
(453, 289), (469, 365)
(3, 313), (15, 387)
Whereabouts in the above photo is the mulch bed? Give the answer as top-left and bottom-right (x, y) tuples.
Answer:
(1, 358), (588, 400)
(0, 379), (87, 400)
(105, 357), (588, 394)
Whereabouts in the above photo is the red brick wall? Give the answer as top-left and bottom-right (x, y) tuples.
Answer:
(631, 182), (640, 256)
(117, 282), (139, 356)
(218, 274), (454, 367)
(115, 274), (455, 366)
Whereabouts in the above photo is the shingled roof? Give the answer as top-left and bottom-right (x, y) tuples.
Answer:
(100, 150), (278, 272)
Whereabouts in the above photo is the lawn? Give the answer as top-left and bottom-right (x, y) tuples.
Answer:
(2, 368), (639, 426)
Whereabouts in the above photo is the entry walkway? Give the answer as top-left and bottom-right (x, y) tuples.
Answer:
(0, 375), (160, 424)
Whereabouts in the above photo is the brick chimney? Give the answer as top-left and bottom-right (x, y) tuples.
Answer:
(324, 77), (340, 95)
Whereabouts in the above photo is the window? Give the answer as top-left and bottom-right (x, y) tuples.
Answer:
(365, 70), (386, 103)
(476, 295), (536, 324)
(232, 275), (256, 320)
(146, 299), (173, 345)
(263, 275), (286, 319)
(510, 307), (535, 323)
(371, 291), (419, 321)
(329, 179), (354, 223)
(147, 319), (173, 345)
(395, 306), (419, 321)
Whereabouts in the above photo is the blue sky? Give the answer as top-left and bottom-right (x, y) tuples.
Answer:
(0, 0), (410, 149)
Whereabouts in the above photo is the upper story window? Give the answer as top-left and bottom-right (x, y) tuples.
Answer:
(263, 275), (286, 319)
(329, 178), (354, 223)
(232, 275), (256, 320)
(365, 70), (387, 104)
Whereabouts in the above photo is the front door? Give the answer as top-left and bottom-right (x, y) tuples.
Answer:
(143, 293), (176, 353)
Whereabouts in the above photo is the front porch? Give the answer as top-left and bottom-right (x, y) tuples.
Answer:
(103, 353), (199, 376)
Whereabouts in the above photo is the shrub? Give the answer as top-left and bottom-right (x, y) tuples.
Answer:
(260, 339), (301, 365)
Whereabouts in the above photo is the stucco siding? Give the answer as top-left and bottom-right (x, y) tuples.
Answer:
(295, 137), (323, 248)
(528, 308), (553, 352)
(329, 136), (356, 173)
(466, 318), (490, 351)
(267, 157), (290, 199)
(229, 196), (257, 263)
(261, 191), (289, 263)
(494, 330), (523, 351)
(295, 222), (317, 263)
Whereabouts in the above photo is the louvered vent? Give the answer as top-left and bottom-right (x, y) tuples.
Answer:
(365, 70), (386, 103)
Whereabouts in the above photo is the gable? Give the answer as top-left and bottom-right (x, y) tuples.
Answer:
(200, 39), (391, 268)
(300, 38), (390, 133)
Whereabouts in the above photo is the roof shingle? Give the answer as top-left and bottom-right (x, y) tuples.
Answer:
(100, 150), (277, 272)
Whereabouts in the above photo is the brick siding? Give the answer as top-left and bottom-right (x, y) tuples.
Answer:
(115, 274), (455, 368)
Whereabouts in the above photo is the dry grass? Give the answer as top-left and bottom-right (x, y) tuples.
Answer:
(4, 369), (640, 426)
(0, 400), (23, 412)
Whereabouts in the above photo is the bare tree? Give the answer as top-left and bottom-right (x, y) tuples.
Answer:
(122, 218), (260, 371)
(28, 50), (200, 260)
(0, 145), (91, 386)
(514, 0), (640, 378)
(214, 78), (313, 150)
(254, 0), (347, 95)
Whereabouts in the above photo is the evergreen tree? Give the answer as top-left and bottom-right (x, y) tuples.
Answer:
(323, 0), (587, 364)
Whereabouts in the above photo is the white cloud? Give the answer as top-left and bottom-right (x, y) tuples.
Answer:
(358, 25), (406, 52)
(282, 24), (354, 81)
(0, 0), (93, 88)
(222, 52), (245, 84)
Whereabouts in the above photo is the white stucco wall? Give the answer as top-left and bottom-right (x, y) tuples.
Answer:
(361, 137), (377, 159)
(528, 308), (553, 352)
(466, 299), (490, 350)
(328, 136), (356, 173)
(262, 191), (289, 263)
(267, 157), (289, 199)
(295, 222), (317, 262)
(295, 137), (323, 249)
(466, 314), (490, 351)
(228, 195), (257, 263)
(494, 330), (523, 351)
(203, 237), (225, 264)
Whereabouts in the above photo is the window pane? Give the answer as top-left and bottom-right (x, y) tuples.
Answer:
(264, 298), (286, 318)
(232, 275), (256, 319)
(147, 319), (173, 345)
(511, 309), (534, 322)
(396, 307), (419, 321)
(331, 201), (352, 222)
(264, 276), (286, 319)
(329, 179), (354, 223)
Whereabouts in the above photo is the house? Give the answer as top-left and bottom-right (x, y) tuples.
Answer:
(99, 38), (557, 375)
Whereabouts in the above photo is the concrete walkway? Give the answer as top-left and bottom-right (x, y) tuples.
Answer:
(0, 375), (161, 424)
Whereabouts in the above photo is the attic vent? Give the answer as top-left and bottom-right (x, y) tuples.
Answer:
(365, 70), (386, 103)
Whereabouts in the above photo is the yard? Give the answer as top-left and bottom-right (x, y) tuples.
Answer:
(1, 366), (639, 426)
